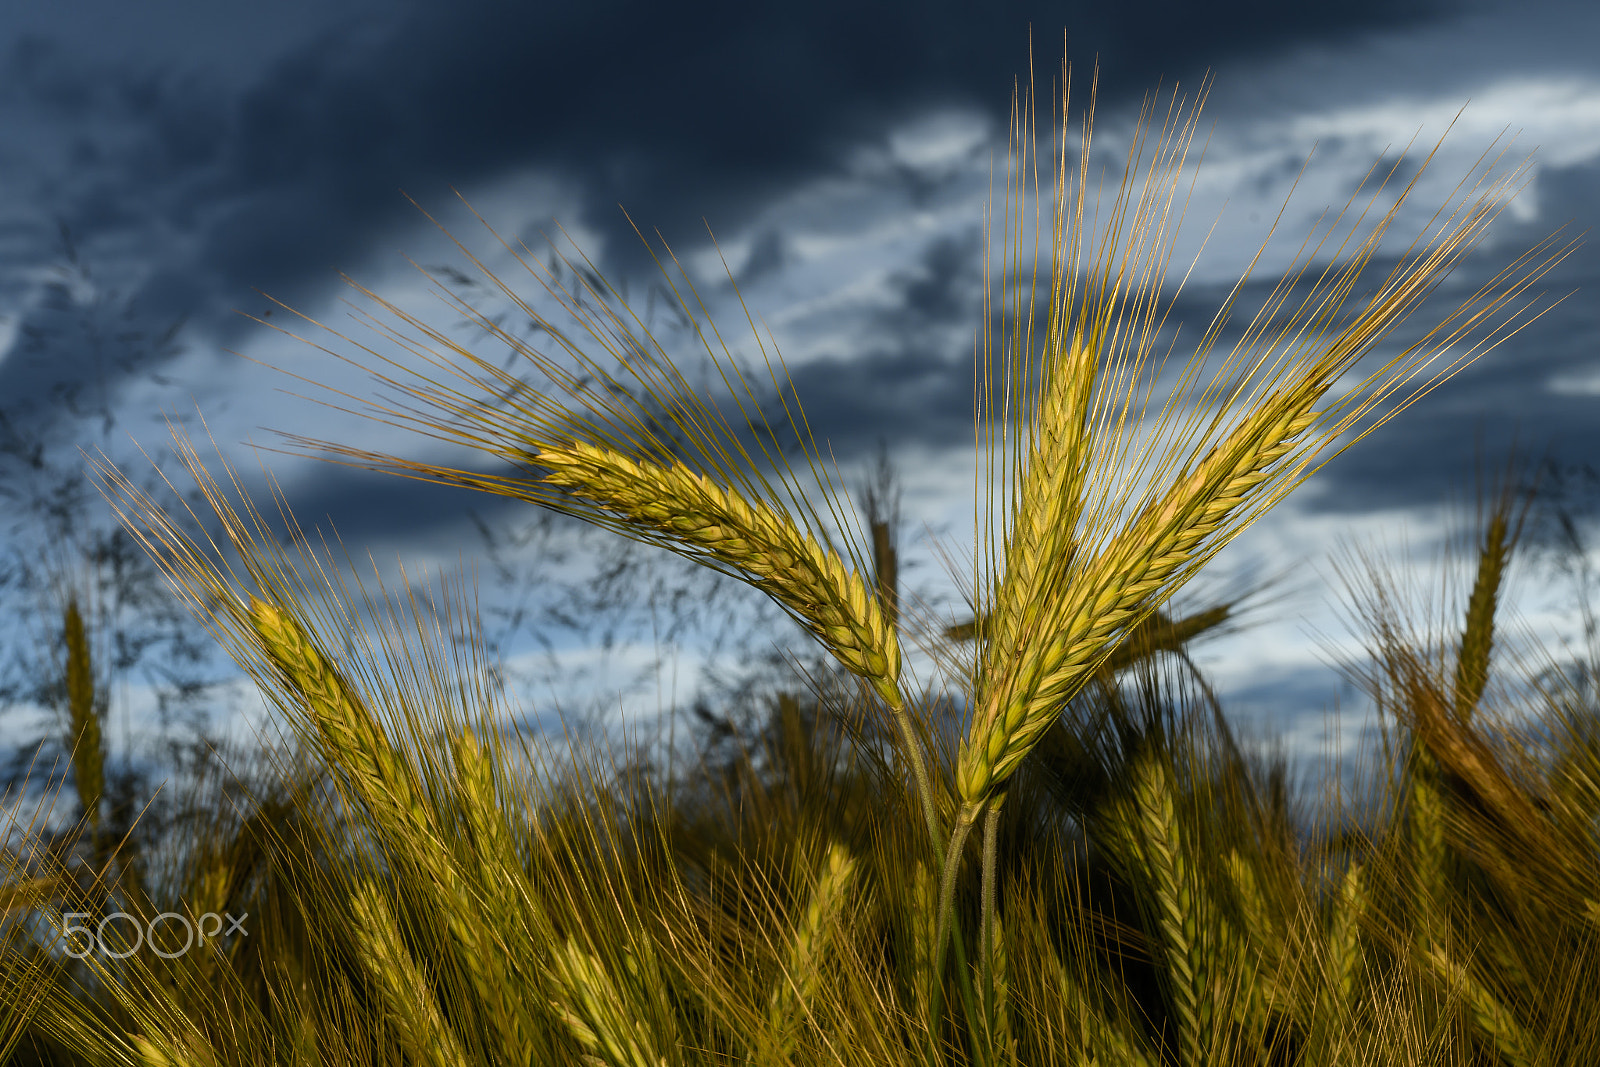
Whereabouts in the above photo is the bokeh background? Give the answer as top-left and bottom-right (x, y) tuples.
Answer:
(1, 0), (1597, 812)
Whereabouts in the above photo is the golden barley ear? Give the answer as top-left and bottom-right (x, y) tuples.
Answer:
(535, 441), (902, 707)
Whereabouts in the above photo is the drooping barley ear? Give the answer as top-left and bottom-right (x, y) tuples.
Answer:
(1401, 654), (1593, 912)
(536, 441), (901, 709)
(762, 839), (858, 1063)
(347, 878), (472, 1067)
(547, 935), (674, 1067)
(63, 597), (105, 847)
(1421, 943), (1538, 1067)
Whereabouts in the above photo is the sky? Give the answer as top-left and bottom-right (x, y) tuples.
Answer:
(2, 0), (1599, 813)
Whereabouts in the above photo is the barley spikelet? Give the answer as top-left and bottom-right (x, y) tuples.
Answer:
(536, 441), (901, 706)
(348, 878), (473, 1067)
(762, 839), (858, 1062)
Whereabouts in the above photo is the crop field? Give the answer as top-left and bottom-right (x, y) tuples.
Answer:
(1, 51), (1595, 1067)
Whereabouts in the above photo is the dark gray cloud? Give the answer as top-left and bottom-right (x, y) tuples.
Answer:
(0, 0), (1455, 443)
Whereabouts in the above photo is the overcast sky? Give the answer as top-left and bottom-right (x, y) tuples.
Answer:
(2, 0), (1598, 807)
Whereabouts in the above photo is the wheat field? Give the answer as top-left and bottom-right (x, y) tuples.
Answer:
(3, 45), (1597, 1067)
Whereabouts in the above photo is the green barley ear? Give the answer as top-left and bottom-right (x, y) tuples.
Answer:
(1221, 847), (1303, 1040)
(347, 878), (473, 1067)
(1094, 742), (1232, 1066)
(761, 838), (858, 1063)
(1421, 943), (1539, 1067)
(547, 935), (676, 1067)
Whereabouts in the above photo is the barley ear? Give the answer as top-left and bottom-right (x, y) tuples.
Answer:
(1409, 762), (1450, 951)
(1124, 751), (1219, 1067)
(1222, 849), (1301, 1036)
(247, 597), (537, 1065)
(536, 442), (902, 708)
(247, 596), (440, 852)
(347, 878), (473, 1067)
(1304, 859), (1368, 1065)
(547, 936), (673, 1067)
(63, 597), (105, 844)
(1453, 505), (1510, 724)
(762, 839), (858, 1063)
(1421, 944), (1539, 1067)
